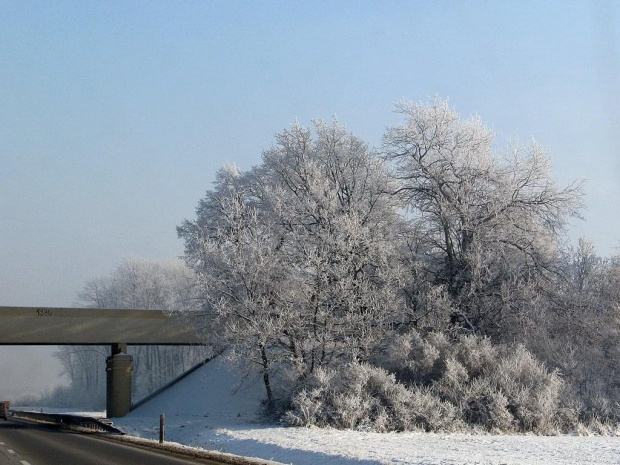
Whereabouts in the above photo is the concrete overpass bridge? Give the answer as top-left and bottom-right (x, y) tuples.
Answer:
(0, 306), (208, 418)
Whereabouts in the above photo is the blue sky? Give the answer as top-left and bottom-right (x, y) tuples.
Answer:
(1, 1), (619, 308)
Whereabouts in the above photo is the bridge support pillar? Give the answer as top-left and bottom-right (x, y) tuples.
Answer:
(106, 344), (133, 418)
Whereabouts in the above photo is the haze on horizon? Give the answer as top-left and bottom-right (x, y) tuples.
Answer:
(1, 1), (619, 399)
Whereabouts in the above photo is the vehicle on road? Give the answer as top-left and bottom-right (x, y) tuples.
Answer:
(0, 401), (8, 420)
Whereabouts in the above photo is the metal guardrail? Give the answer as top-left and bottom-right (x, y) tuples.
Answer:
(8, 410), (125, 435)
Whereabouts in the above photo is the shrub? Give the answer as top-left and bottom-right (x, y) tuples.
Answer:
(461, 378), (513, 431)
(382, 330), (573, 433)
(285, 331), (574, 433)
(284, 362), (457, 432)
(488, 344), (564, 432)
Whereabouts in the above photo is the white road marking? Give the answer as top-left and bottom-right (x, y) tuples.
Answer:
(0, 442), (5, 446)
(20, 461), (32, 465)
(7, 449), (15, 454)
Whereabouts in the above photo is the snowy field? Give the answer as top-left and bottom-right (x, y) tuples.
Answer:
(106, 356), (620, 464)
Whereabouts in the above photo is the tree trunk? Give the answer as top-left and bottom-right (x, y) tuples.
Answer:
(260, 344), (273, 409)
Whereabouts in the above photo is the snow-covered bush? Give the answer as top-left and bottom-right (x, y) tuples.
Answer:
(285, 362), (457, 432)
(486, 345), (564, 432)
(382, 330), (572, 433)
(286, 331), (571, 433)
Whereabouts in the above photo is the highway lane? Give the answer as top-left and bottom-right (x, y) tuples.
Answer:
(0, 421), (223, 465)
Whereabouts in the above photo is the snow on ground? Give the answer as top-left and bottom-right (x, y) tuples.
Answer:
(111, 355), (620, 465)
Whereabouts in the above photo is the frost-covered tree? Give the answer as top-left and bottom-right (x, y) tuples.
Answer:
(76, 257), (201, 313)
(178, 166), (292, 403)
(177, 102), (609, 429)
(527, 239), (620, 420)
(383, 98), (583, 335)
(178, 120), (407, 405)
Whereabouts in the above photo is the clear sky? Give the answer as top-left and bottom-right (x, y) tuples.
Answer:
(1, 1), (619, 396)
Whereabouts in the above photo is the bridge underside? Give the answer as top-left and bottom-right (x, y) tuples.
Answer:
(0, 307), (210, 417)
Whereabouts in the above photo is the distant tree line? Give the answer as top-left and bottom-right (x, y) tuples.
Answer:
(44, 258), (210, 408)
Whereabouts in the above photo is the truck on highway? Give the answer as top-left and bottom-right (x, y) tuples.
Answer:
(1, 401), (9, 420)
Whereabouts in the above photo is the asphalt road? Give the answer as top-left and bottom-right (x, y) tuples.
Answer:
(0, 420), (223, 465)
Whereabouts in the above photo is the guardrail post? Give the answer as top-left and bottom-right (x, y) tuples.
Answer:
(159, 413), (165, 444)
